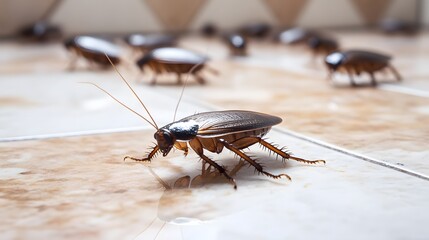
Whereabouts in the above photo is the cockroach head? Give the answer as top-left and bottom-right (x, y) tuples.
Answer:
(325, 51), (345, 71)
(136, 54), (152, 71)
(154, 129), (175, 157)
(307, 36), (321, 49)
(64, 38), (75, 50)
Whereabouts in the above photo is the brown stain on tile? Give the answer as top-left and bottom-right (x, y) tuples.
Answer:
(263, 0), (309, 26)
(0, 97), (35, 107)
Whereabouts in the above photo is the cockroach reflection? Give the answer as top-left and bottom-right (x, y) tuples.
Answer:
(64, 36), (121, 70)
(325, 50), (402, 86)
(136, 47), (217, 85)
(90, 56), (325, 190)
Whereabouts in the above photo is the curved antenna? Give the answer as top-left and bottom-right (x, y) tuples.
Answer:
(81, 82), (158, 129)
(104, 53), (159, 129)
(172, 61), (204, 122)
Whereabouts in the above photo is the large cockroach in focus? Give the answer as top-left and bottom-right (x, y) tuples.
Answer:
(89, 56), (326, 190)
(136, 47), (217, 85)
(325, 50), (402, 86)
(124, 33), (177, 53)
(64, 36), (122, 70)
(224, 33), (247, 56)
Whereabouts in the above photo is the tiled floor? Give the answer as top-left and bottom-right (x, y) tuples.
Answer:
(1, 31), (429, 239)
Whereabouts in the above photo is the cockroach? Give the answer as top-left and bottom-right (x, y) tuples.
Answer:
(124, 33), (177, 53)
(201, 23), (218, 37)
(136, 47), (215, 85)
(239, 23), (271, 38)
(325, 50), (402, 86)
(89, 56), (326, 190)
(307, 36), (339, 57)
(19, 21), (61, 42)
(277, 27), (319, 45)
(64, 36), (121, 70)
(224, 33), (247, 56)
(18, 0), (63, 42)
(379, 18), (418, 35)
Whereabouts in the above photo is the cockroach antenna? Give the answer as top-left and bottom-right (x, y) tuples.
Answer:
(172, 61), (204, 122)
(104, 53), (159, 129)
(172, 44), (214, 122)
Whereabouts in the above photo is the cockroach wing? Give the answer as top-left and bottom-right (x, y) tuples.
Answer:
(344, 50), (391, 63)
(179, 110), (282, 137)
(151, 47), (208, 64)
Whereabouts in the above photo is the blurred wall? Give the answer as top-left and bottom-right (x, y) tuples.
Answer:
(0, 0), (419, 36)
(424, 0), (429, 26)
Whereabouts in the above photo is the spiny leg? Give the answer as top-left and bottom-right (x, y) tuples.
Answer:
(257, 138), (326, 165)
(189, 138), (237, 189)
(124, 145), (160, 162)
(219, 139), (291, 181)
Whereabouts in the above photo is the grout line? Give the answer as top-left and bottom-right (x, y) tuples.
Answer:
(0, 126), (151, 142)
(377, 83), (429, 98)
(274, 128), (429, 181)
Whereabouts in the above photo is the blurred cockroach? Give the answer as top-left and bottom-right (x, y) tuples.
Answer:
(379, 18), (418, 35)
(224, 33), (247, 56)
(201, 23), (218, 37)
(239, 23), (271, 38)
(64, 36), (121, 70)
(18, 0), (63, 42)
(89, 56), (325, 190)
(124, 33), (177, 53)
(325, 50), (402, 86)
(307, 36), (339, 57)
(19, 21), (61, 42)
(277, 27), (319, 45)
(136, 47), (216, 85)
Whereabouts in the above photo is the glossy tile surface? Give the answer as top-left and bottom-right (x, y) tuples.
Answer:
(1, 30), (429, 240)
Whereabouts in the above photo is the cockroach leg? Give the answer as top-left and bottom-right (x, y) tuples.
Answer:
(369, 72), (377, 86)
(346, 69), (357, 86)
(174, 142), (188, 156)
(124, 145), (160, 162)
(219, 139), (292, 181)
(176, 73), (182, 85)
(189, 139), (237, 189)
(388, 64), (402, 81)
(255, 138), (326, 165)
(194, 74), (206, 84)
